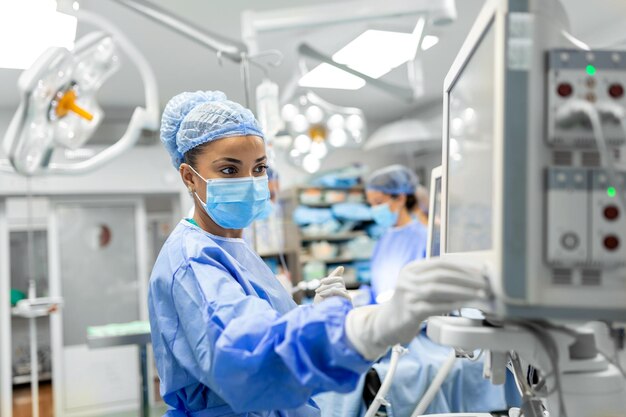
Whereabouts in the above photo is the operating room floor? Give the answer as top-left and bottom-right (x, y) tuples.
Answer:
(13, 382), (168, 417)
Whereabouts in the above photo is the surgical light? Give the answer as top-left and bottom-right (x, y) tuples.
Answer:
(291, 114), (309, 133)
(281, 103), (298, 122)
(346, 114), (364, 131)
(299, 63), (365, 90)
(328, 129), (348, 147)
(421, 35), (440, 51)
(282, 91), (366, 173)
(305, 105), (324, 124)
(302, 154), (321, 173)
(294, 134), (312, 153)
(3, 33), (122, 174)
(310, 141), (328, 158)
(0, 0), (77, 69)
(327, 114), (345, 130)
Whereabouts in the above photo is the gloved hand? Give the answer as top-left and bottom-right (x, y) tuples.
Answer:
(314, 266), (352, 304)
(345, 258), (491, 360)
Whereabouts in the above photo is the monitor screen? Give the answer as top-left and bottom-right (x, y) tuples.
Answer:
(446, 21), (496, 253)
(430, 176), (442, 257)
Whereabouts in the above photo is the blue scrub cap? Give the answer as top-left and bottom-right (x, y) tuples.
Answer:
(160, 90), (265, 168)
(366, 164), (419, 195)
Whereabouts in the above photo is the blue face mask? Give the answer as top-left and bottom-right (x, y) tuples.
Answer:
(256, 200), (275, 221)
(370, 202), (399, 229)
(190, 166), (270, 229)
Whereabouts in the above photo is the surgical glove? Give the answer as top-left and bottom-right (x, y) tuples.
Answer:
(345, 259), (490, 360)
(314, 266), (351, 304)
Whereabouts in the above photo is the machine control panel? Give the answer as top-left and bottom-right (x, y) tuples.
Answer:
(547, 49), (626, 147)
(546, 168), (589, 265)
(547, 168), (626, 268)
(590, 170), (626, 265)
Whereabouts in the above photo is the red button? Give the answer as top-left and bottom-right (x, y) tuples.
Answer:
(609, 84), (624, 99)
(557, 83), (573, 97)
(604, 205), (620, 221)
(604, 235), (620, 251)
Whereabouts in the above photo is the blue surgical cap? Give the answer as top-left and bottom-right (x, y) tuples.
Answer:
(160, 90), (265, 167)
(366, 164), (419, 195)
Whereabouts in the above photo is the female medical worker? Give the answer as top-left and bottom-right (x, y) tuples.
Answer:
(148, 91), (490, 417)
(366, 165), (429, 303)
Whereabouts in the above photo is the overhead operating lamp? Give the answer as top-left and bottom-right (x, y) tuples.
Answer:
(281, 91), (366, 173)
(1, 7), (159, 176)
(0, 7), (160, 417)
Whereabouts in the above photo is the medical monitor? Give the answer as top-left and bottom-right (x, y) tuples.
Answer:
(426, 166), (442, 259)
(440, 0), (626, 320)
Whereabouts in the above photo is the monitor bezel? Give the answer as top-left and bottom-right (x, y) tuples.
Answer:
(439, 0), (508, 313)
(441, 0), (503, 262)
(426, 165), (442, 259)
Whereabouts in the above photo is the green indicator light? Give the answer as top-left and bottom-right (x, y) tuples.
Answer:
(608, 186), (617, 198)
(586, 64), (597, 76)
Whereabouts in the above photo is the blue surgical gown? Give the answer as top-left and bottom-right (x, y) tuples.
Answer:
(370, 220), (427, 300)
(148, 220), (371, 417)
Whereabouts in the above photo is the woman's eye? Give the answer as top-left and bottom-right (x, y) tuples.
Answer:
(220, 167), (237, 175)
(254, 165), (268, 174)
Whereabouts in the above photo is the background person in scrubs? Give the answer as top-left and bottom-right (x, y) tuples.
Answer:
(366, 165), (428, 303)
(359, 165), (512, 415)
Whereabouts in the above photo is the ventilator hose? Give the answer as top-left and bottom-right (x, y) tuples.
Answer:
(410, 349), (457, 417)
(364, 345), (405, 417)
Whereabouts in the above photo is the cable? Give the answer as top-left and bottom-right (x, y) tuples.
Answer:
(364, 345), (406, 417)
(455, 347), (484, 362)
(599, 351), (626, 378)
(410, 349), (457, 417)
(515, 322), (568, 417)
(556, 100), (626, 211)
(467, 349), (484, 362)
(561, 30), (591, 51)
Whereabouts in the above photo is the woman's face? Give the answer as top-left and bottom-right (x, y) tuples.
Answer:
(366, 190), (406, 214)
(180, 135), (267, 211)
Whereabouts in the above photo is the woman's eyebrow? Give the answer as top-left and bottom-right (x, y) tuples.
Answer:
(213, 157), (242, 164)
(255, 156), (267, 163)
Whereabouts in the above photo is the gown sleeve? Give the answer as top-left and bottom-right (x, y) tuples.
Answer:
(151, 258), (372, 413)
